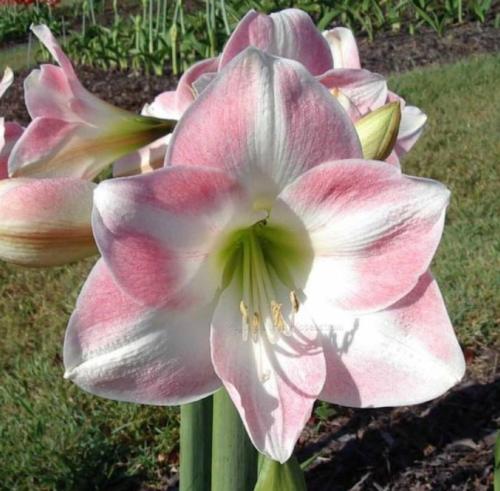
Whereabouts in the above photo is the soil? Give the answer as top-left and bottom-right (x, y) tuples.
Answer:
(1, 14), (499, 491)
(299, 348), (499, 491)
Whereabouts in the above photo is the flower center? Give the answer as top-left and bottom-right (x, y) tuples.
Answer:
(218, 218), (309, 343)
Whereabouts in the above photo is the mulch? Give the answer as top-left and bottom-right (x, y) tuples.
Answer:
(1, 14), (499, 491)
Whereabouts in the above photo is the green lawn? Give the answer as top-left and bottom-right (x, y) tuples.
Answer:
(0, 54), (499, 489)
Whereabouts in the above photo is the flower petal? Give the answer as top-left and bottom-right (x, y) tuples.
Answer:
(211, 278), (326, 463)
(145, 57), (219, 120)
(93, 165), (257, 308)
(112, 134), (170, 177)
(318, 68), (387, 116)
(0, 66), (14, 98)
(64, 259), (221, 404)
(323, 27), (361, 69)
(167, 48), (361, 197)
(9, 116), (170, 180)
(220, 9), (333, 76)
(0, 122), (23, 180)
(396, 105), (428, 157)
(316, 272), (465, 407)
(276, 159), (450, 313)
(0, 177), (96, 266)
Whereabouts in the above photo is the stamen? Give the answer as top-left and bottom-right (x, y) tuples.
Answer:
(231, 225), (300, 343)
(251, 312), (261, 341)
(290, 290), (300, 313)
(271, 301), (285, 331)
(239, 301), (249, 341)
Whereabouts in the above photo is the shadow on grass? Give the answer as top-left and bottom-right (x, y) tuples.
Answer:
(301, 378), (499, 490)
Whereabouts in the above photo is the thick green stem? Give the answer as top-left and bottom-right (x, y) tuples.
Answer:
(180, 397), (213, 491)
(254, 455), (307, 491)
(211, 389), (258, 491)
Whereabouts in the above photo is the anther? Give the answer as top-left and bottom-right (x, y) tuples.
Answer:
(239, 301), (249, 321)
(290, 290), (300, 314)
(251, 312), (261, 340)
(270, 301), (285, 331)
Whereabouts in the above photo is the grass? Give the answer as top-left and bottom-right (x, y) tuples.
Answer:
(0, 53), (499, 488)
(390, 53), (500, 346)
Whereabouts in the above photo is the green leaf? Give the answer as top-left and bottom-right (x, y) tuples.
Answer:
(254, 456), (307, 491)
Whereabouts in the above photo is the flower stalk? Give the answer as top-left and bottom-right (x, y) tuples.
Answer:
(211, 389), (258, 491)
(180, 396), (213, 491)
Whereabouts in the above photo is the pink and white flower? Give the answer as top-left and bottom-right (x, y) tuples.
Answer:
(0, 67), (96, 266)
(64, 49), (464, 462)
(323, 26), (427, 157)
(138, 8), (421, 177)
(0, 67), (24, 180)
(8, 25), (174, 180)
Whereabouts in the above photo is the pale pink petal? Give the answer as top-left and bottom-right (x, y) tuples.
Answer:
(142, 91), (180, 120)
(275, 159), (450, 313)
(175, 56), (219, 111)
(315, 272), (465, 407)
(32, 24), (76, 78)
(220, 9), (333, 75)
(318, 68), (387, 116)
(9, 118), (114, 179)
(211, 277), (326, 463)
(323, 27), (361, 69)
(145, 57), (218, 120)
(396, 105), (428, 157)
(113, 135), (170, 177)
(64, 259), (221, 404)
(385, 150), (400, 167)
(0, 122), (23, 180)
(24, 64), (74, 121)
(93, 165), (259, 308)
(0, 67), (14, 98)
(0, 177), (96, 266)
(167, 48), (361, 197)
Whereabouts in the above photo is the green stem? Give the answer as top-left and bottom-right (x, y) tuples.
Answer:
(211, 389), (258, 491)
(180, 397), (213, 491)
(254, 455), (307, 491)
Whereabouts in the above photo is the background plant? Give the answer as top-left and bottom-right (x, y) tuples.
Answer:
(1, 0), (496, 74)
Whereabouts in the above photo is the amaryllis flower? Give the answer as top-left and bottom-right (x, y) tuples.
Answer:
(147, 9), (386, 120)
(8, 25), (174, 180)
(323, 26), (427, 157)
(0, 68), (24, 179)
(0, 68), (96, 267)
(64, 49), (464, 462)
(130, 8), (402, 178)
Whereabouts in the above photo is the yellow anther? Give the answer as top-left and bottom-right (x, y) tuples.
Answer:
(271, 300), (285, 331)
(252, 312), (261, 336)
(239, 301), (249, 321)
(290, 291), (300, 314)
(330, 87), (341, 98)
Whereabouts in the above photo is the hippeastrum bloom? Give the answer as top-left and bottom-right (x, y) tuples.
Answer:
(8, 25), (174, 180)
(64, 49), (464, 462)
(0, 67), (97, 267)
(0, 67), (24, 179)
(323, 26), (427, 157)
(145, 9), (386, 122)
(137, 8), (414, 177)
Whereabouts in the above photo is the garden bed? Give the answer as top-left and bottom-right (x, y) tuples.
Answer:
(2, 9), (500, 124)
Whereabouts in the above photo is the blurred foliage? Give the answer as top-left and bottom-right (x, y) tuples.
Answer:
(0, 0), (496, 74)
